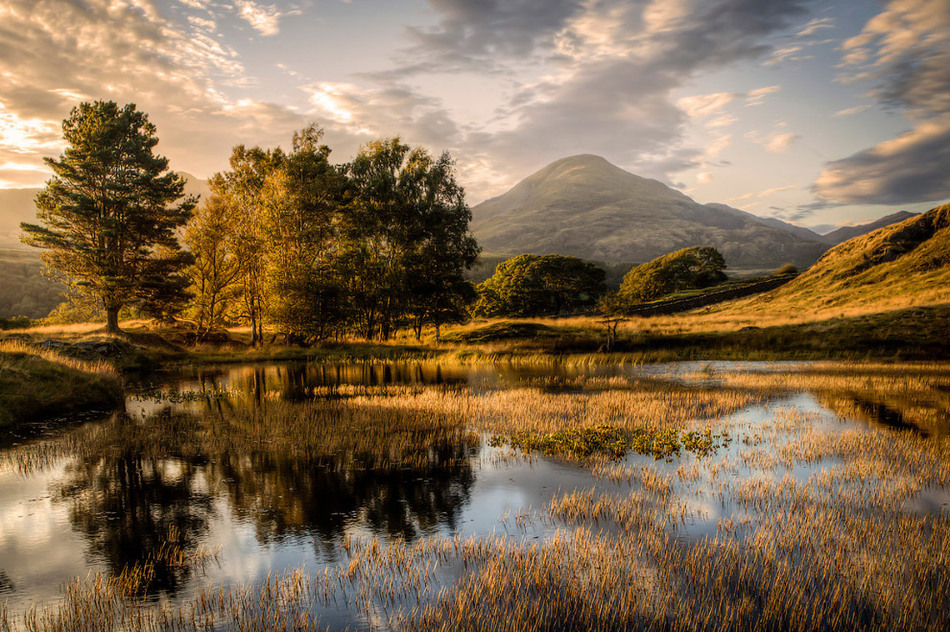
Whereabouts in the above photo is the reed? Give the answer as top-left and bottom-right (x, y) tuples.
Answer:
(2, 362), (948, 631)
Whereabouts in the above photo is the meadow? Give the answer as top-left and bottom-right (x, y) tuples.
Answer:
(0, 360), (947, 631)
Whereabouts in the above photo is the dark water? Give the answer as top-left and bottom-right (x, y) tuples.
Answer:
(1, 360), (948, 627)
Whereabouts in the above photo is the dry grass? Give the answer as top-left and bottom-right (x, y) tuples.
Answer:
(0, 341), (121, 427)
(2, 363), (949, 631)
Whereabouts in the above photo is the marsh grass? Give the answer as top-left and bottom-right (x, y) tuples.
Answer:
(2, 363), (950, 631)
(491, 424), (729, 461)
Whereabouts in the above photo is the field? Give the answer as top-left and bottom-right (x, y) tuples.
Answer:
(0, 360), (947, 631)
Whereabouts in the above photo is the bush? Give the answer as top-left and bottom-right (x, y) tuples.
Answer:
(605, 246), (727, 314)
(0, 316), (32, 330)
(774, 263), (798, 275)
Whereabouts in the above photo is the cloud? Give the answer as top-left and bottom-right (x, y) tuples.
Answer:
(812, 0), (950, 206)
(0, 0), (308, 186)
(796, 16), (834, 37)
(745, 85), (781, 106)
(838, 0), (950, 118)
(233, 1), (282, 36)
(834, 104), (871, 117)
(814, 114), (950, 205)
(703, 134), (732, 159)
(404, 0), (813, 195)
(677, 92), (736, 119)
(766, 132), (798, 153)
(707, 114), (738, 129)
(724, 184), (797, 206)
(763, 45), (812, 66)
(306, 81), (460, 149)
(403, 0), (585, 71)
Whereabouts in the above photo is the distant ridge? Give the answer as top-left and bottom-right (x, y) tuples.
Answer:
(0, 172), (210, 249)
(471, 155), (829, 270)
(822, 211), (919, 245)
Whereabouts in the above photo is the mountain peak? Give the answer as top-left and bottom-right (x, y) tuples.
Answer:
(471, 155), (829, 269)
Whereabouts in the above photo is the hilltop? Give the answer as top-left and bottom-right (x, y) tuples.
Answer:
(471, 155), (829, 270)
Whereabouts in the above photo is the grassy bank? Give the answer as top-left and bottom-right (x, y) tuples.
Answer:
(0, 342), (123, 427)
(1, 301), (948, 373)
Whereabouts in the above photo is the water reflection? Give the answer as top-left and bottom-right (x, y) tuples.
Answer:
(3, 359), (948, 619)
(56, 451), (214, 594)
(41, 394), (478, 598)
(212, 450), (475, 544)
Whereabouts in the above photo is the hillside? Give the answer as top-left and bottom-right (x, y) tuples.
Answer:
(0, 248), (63, 319)
(471, 155), (829, 270)
(706, 203), (826, 243)
(822, 211), (919, 245)
(704, 203), (950, 321)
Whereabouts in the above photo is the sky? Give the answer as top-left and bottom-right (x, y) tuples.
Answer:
(0, 0), (947, 229)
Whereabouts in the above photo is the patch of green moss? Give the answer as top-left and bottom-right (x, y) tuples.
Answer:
(491, 424), (730, 461)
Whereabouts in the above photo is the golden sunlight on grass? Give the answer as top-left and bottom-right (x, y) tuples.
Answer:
(0, 363), (948, 630)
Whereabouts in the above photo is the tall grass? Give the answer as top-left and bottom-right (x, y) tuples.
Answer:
(1, 363), (948, 630)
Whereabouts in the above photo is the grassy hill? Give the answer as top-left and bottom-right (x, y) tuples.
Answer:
(822, 211), (919, 245)
(471, 155), (829, 269)
(700, 202), (950, 323)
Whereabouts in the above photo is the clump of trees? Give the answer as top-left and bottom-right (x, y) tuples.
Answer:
(185, 129), (479, 343)
(601, 246), (727, 314)
(20, 101), (195, 333)
(23, 102), (480, 344)
(472, 254), (606, 317)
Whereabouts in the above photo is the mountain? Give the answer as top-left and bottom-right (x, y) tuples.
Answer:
(714, 203), (950, 319)
(821, 211), (919, 245)
(706, 203), (826, 243)
(0, 173), (211, 249)
(470, 155), (829, 270)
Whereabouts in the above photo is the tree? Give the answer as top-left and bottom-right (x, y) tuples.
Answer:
(473, 254), (606, 317)
(259, 126), (350, 343)
(209, 145), (283, 345)
(346, 140), (479, 340)
(604, 246), (727, 314)
(20, 101), (194, 333)
(185, 194), (242, 338)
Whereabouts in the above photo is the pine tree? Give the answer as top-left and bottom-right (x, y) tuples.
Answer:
(20, 101), (195, 333)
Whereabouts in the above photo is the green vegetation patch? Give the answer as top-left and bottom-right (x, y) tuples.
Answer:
(490, 423), (730, 460)
(0, 346), (123, 427)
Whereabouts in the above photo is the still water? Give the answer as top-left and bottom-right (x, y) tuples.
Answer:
(0, 360), (947, 628)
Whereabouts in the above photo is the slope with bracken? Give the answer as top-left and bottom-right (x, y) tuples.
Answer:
(707, 202), (950, 321)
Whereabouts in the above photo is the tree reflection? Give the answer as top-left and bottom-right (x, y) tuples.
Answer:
(56, 428), (214, 595)
(52, 394), (478, 594)
(211, 441), (476, 545)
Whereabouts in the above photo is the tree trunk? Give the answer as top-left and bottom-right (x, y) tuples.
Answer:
(106, 306), (121, 333)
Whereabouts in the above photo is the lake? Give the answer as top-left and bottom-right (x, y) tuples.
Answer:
(1, 360), (948, 630)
